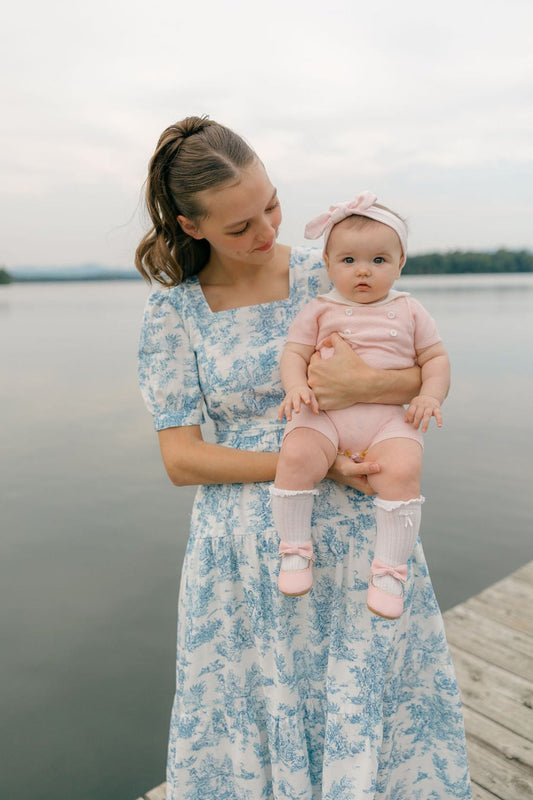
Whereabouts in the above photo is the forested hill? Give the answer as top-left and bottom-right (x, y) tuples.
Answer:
(403, 249), (533, 275)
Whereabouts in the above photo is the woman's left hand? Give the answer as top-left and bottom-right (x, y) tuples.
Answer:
(308, 334), (376, 409)
(307, 332), (422, 409)
(326, 453), (380, 495)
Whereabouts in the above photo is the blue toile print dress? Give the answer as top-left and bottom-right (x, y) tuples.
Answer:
(138, 247), (472, 800)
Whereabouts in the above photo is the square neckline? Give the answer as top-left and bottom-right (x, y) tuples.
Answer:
(189, 248), (296, 315)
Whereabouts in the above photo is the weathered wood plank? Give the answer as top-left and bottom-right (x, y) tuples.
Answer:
(466, 737), (533, 800)
(444, 604), (533, 680)
(462, 706), (533, 772)
(463, 576), (533, 636)
(471, 784), (501, 800)
(448, 646), (533, 741)
(512, 561), (533, 585)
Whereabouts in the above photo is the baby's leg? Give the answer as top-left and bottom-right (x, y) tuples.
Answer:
(275, 426), (337, 490)
(272, 422), (337, 596)
(364, 438), (424, 617)
(365, 437), (422, 501)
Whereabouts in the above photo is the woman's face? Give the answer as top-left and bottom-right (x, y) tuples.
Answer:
(179, 160), (282, 265)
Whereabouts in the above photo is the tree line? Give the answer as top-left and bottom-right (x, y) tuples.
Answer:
(403, 249), (533, 275)
(1, 250), (532, 282)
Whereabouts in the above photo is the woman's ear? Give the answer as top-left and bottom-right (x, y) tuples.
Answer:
(177, 215), (203, 240)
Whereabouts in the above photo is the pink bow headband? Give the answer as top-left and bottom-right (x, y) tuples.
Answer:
(304, 191), (408, 256)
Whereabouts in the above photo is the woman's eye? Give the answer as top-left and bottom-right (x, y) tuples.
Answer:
(229, 224), (249, 236)
(373, 256), (385, 264)
(266, 201), (280, 212)
(343, 257), (354, 264)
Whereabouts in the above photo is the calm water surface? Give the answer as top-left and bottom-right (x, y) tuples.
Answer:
(1, 275), (532, 799)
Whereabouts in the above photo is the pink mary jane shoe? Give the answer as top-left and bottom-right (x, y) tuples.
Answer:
(367, 558), (408, 619)
(278, 540), (315, 597)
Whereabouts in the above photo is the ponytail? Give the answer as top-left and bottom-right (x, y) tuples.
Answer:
(135, 116), (256, 286)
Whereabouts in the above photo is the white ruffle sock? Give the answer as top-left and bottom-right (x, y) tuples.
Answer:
(372, 496), (425, 594)
(270, 487), (318, 571)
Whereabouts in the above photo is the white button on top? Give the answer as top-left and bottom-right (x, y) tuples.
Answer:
(344, 329), (352, 335)
(390, 329), (398, 337)
(387, 310), (396, 319)
(345, 308), (353, 316)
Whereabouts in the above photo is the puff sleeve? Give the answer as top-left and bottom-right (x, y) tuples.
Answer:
(137, 288), (204, 431)
(286, 299), (322, 346)
(407, 297), (442, 352)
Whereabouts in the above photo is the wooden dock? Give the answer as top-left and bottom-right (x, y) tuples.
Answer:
(137, 784), (166, 800)
(443, 560), (533, 799)
(137, 561), (533, 800)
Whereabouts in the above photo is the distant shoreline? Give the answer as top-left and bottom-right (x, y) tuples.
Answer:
(6, 273), (142, 284)
(3, 272), (533, 289)
(3, 271), (533, 286)
(2, 248), (533, 284)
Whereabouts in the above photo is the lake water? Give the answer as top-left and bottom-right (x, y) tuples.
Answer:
(1, 274), (532, 800)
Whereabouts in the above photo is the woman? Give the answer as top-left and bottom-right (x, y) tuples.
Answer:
(136, 116), (471, 799)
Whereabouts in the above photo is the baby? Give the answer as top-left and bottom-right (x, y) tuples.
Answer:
(270, 192), (450, 618)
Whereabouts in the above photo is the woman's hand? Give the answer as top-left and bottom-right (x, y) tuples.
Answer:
(326, 453), (380, 496)
(307, 332), (421, 409)
(307, 334), (379, 409)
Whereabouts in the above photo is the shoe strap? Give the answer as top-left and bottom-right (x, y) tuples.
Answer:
(278, 541), (316, 563)
(370, 558), (408, 583)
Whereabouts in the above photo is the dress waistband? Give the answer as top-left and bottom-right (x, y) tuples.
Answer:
(212, 417), (283, 434)
(211, 418), (285, 446)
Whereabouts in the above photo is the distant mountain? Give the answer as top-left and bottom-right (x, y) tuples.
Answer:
(9, 264), (141, 282)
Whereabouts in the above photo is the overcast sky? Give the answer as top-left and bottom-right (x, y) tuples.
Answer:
(1, 0), (532, 268)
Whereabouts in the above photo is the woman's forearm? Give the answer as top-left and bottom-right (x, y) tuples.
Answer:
(363, 364), (422, 405)
(158, 426), (279, 486)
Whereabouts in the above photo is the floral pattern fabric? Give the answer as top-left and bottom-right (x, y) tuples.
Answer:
(138, 247), (471, 800)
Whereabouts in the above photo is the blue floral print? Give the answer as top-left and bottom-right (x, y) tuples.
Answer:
(138, 248), (471, 799)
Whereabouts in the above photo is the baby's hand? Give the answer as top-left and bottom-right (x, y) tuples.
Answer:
(405, 394), (443, 432)
(278, 385), (319, 421)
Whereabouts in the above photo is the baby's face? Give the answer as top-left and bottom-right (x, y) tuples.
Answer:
(324, 218), (405, 304)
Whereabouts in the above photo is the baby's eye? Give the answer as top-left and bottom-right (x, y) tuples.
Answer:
(343, 257), (354, 264)
(373, 256), (385, 264)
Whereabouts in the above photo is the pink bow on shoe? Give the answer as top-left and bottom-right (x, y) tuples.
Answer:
(369, 557), (408, 584)
(278, 541), (316, 562)
(278, 540), (315, 597)
(367, 558), (408, 619)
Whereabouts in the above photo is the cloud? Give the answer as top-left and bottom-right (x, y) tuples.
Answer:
(1, 0), (532, 266)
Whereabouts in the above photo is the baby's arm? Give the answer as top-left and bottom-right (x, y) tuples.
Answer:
(404, 343), (450, 432)
(279, 342), (318, 421)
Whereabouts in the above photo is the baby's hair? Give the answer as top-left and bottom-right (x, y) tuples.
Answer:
(135, 116), (257, 286)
